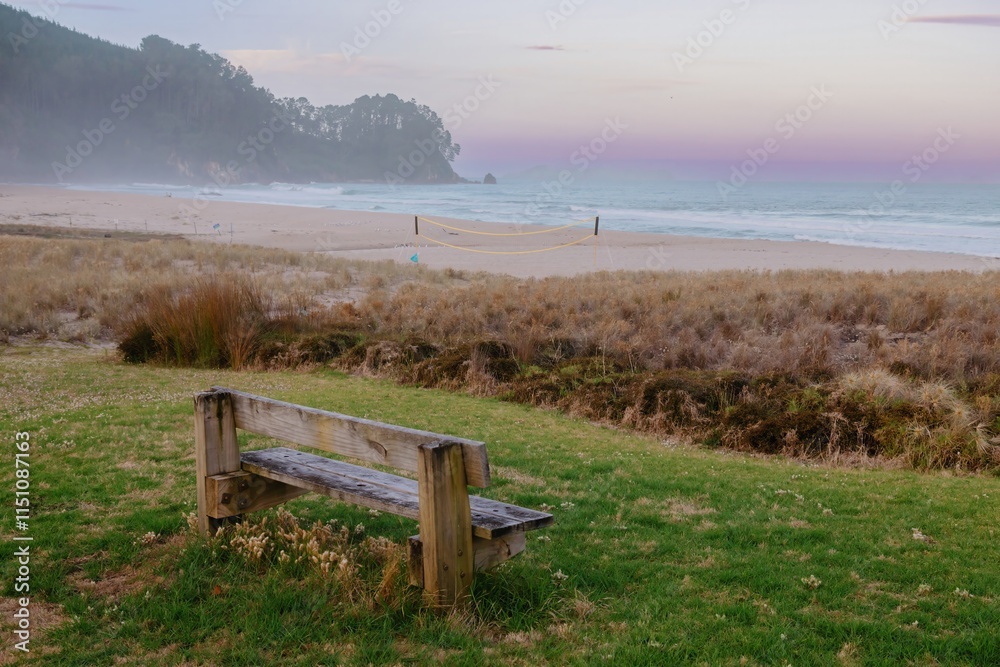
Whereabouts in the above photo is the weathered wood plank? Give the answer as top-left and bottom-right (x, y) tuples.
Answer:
(469, 496), (555, 534)
(245, 448), (552, 529)
(474, 532), (527, 571)
(241, 451), (425, 521)
(194, 391), (241, 536)
(241, 448), (553, 540)
(418, 441), (474, 608)
(215, 387), (491, 488)
(206, 471), (309, 518)
(408, 531), (529, 587)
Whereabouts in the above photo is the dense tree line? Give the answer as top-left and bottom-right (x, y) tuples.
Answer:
(0, 3), (460, 183)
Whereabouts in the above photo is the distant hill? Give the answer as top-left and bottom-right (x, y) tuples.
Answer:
(0, 3), (461, 184)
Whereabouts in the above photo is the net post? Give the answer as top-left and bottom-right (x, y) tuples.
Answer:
(594, 216), (600, 236)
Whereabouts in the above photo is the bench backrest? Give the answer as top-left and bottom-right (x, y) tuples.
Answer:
(208, 387), (491, 488)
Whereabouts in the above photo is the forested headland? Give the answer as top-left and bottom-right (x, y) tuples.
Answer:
(0, 3), (462, 184)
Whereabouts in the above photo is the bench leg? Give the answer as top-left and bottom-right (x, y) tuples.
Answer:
(194, 390), (241, 536)
(417, 441), (474, 609)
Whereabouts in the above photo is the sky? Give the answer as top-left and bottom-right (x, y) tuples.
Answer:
(11, 0), (1000, 181)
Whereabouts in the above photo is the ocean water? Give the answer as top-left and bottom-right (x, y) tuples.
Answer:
(77, 180), (1000, 258)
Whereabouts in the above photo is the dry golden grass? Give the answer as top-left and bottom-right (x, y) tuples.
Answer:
(3, 227), (998, 469)
(363, 269), (1000, 383)
(0, 229), (455, 343)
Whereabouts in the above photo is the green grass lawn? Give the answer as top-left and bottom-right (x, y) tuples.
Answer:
(1, 346), (997, 666)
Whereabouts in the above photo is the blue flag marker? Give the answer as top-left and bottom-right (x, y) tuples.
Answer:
(410, 253), (419, 263)
(212, 223), (221, 230)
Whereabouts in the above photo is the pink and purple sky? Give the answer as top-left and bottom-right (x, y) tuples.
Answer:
(12, 0), (1000, 181)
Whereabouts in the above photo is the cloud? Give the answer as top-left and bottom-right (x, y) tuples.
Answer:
(526, 45), (565, 51)
(908, 14), (1000, 27)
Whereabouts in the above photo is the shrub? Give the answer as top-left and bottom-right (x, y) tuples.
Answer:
(118, 276), (269, 369)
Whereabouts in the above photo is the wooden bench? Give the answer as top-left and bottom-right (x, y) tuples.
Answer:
(194, 387), (553, 607)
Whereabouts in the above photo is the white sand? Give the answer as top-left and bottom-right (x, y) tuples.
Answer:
(1, 185), (996, 277)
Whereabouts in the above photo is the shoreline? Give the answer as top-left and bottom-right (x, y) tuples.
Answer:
(1, 184), (996, 277)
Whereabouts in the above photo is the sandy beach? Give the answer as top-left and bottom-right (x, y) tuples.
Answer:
(1, 185), (995, 277)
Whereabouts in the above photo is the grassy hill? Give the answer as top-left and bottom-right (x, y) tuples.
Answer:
(1, 346), (997, 665)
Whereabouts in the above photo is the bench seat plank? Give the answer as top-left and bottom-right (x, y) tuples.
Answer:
(241, 448), (553, 540)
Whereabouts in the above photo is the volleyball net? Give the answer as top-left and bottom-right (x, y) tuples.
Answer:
(412, 215), (600, 257)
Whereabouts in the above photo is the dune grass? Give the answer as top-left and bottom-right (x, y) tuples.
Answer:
(0, 227), (456, 343)
(5, 227), (1000, 386)
(4, 228), (998, 471)
(0, 346), (997, 665)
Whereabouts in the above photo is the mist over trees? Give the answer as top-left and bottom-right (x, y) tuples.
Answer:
(0, 3), (461, 184)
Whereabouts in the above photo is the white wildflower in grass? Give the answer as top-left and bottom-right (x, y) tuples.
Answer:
(822, 508), (834, 516)
(354, 523), (365, 535)
(552, 569), (569, 583)
(917, 584), (932, 595)
(801, 575), (822, 590)
(539, 503), (554, 511)
(537, 535), (551, 543)
(911, 528), (932, 542)
(368, 509), (381, 517)
(560, 502), (576, 510)
(954, 588), (973, 599)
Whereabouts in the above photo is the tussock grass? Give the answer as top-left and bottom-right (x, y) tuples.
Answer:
(120, 277), (270, 369)
(0, 229), (453, 342)
(362, 269), (1000, 382)
(4, 227), (1000, 470)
